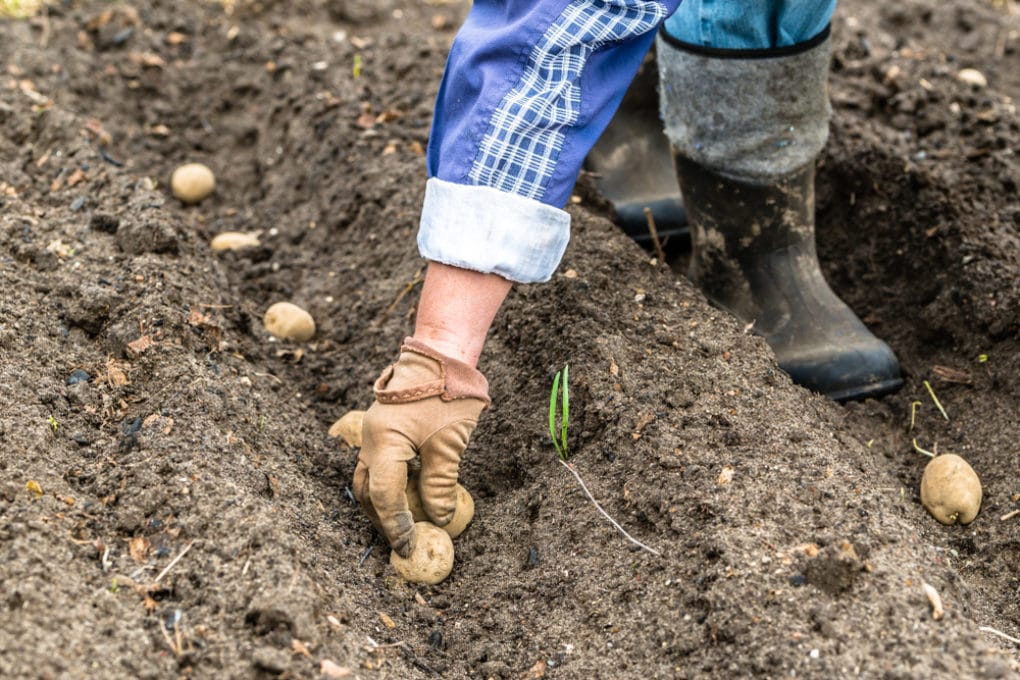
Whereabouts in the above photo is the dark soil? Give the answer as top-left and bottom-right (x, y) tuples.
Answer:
(1, 1), (1018, 678)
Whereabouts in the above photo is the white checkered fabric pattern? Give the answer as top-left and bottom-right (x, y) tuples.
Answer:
(467, 1), (668, 201)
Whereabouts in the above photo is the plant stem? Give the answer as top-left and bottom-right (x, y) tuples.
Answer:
(549, 370), (563, 459)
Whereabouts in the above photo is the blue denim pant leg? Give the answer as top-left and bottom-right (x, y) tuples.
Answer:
(663, 0), (836, 49)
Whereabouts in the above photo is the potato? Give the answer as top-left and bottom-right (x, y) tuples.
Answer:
(327, 410), (365, 447)
(171, 163), (216, 204)
(442, 484), (475, 538)
(210, 231), (261, 252)
(263, 302), (315, 342)
(920, 453), (982, 525)
(389, 521), (454, 585)
(405, 481), (474, 538)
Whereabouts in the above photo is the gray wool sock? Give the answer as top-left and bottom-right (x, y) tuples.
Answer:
(656, 33), (832, 183)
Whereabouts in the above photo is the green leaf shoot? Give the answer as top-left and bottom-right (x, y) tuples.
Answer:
(548, 365), (569, 461)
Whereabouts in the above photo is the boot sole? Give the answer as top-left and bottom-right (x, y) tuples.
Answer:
(826, 377), (905, 403)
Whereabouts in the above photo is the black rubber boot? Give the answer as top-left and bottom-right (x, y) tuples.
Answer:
(585, 57), (688, 254)
(676, 154), (902, 401)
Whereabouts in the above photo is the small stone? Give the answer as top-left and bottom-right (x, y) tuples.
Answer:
(320, 660), (352, 678)
(111, 26), (134, 46)
(66, 369), (91, 385)
(716, 466), (734, 486)
(527, 546), (540, 569)
(957, 68), (987, 88)
(252, 646), (289, 674)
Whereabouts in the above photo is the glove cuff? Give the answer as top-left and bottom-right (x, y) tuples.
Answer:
(373, 337), (491, 407)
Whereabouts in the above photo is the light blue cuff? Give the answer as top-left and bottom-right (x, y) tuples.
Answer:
(417, 177), (571, 284)
(663, 0), (834, 49)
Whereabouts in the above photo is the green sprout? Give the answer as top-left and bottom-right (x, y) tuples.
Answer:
(909, 400), (922, 431)
(352, 54), (363, 79)
(912, 438), (936, 459)
(548, 364), (569, 461)
(47, 415), (58, 433)
(923, 380), (949, 421)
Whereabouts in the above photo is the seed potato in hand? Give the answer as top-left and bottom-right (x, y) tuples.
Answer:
(920, 453), (982, 525)
(171, 163), (216, 204)
(263, 302), (315, 342)
(390, 521), (455, 585)
(406, 481), (475, 538)
(328, 410), (365, 447)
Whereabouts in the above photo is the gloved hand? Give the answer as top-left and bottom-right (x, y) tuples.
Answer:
(353, 337), (490, 557)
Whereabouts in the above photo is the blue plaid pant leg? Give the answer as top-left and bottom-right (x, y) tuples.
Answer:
(418, 0), (681, 284)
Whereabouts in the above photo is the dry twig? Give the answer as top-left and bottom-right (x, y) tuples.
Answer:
(154, 541), (195, 584)
(159, 617), (183, 657)
(642, 207), (667, 264)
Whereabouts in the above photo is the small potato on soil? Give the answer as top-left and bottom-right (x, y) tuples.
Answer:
(171, 163), (216, 204)
(210, 231), (261, 252)
(327, 410), (364, 447)
(406, 481), (474, 538)
(390, 521), (454, 585)
(263, 302), (315, 342)
(920, 453), (982, 525)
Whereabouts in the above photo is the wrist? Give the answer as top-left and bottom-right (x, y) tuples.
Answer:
(411, 327), (481, 367)
(413, 261), (513, 367)
(374, 337), (491, 407)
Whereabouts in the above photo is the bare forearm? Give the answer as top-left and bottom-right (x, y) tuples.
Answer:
(413, 262), (512, 368)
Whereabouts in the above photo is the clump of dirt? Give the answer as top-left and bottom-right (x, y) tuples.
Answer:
(1, 1), (1017, 678)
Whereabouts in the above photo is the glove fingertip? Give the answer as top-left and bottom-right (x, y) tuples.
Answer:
(392, 528), (416, 559)
(427, 508), (455, 528)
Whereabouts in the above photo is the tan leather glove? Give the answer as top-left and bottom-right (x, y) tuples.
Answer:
(353, 338), (489, 557)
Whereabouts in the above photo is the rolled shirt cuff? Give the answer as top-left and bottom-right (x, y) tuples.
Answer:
(417, 177), (570, 284)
